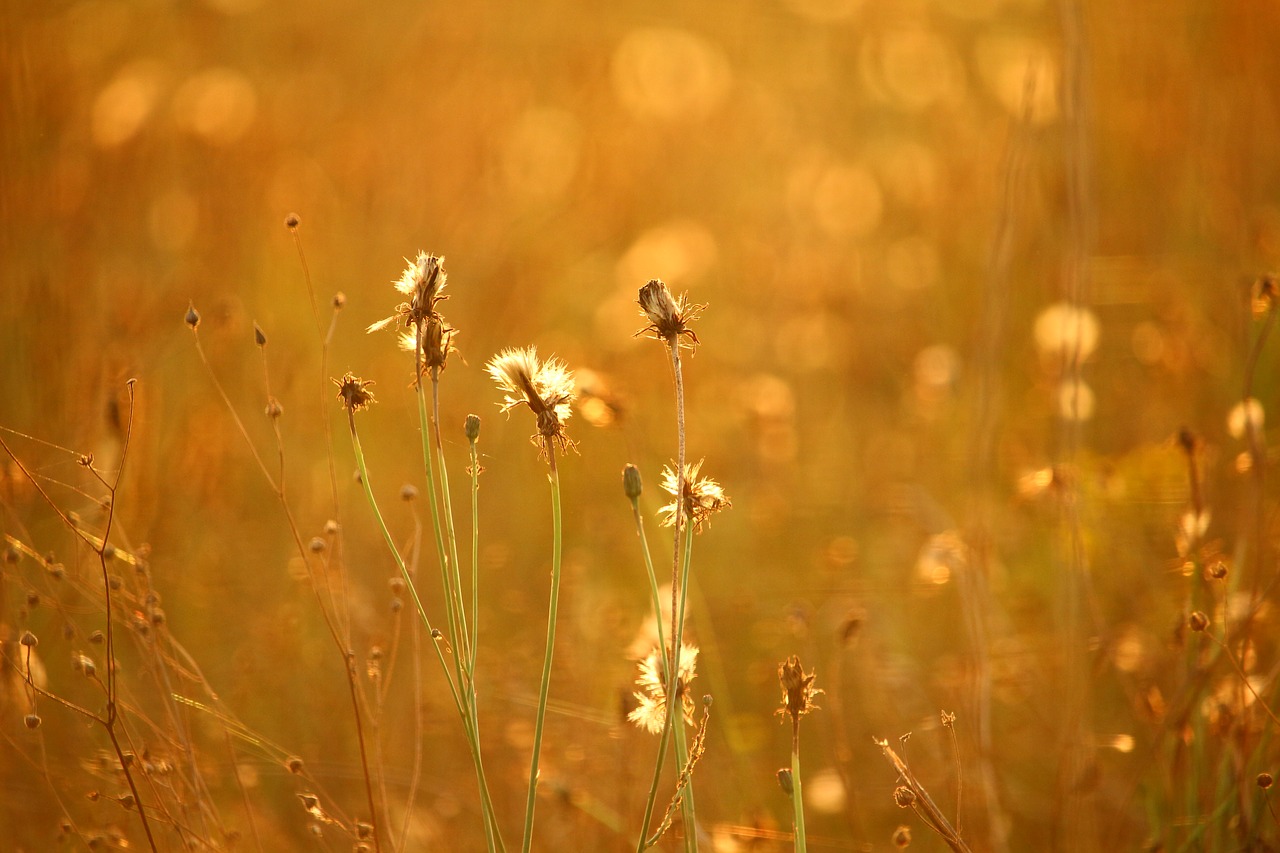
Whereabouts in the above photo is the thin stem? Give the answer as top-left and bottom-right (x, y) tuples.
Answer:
(469, 436), (482, 671)
(673, 718), (697, 852)
(521, 447), (564, 853)
(791, 720), (807, 853)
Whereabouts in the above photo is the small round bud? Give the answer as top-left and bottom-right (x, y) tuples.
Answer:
(1208, 561), (1228, 580)
(776, 768), (793, 795)
(150, 607), (166, 626)
(892, 825), (912, 848)
(332, 292), (346, 309)
(19, 631), (38, 647)
(26, 591), (39, 609)
(390, 598), (403, 614)
(119, 794), (135, 811)
(266, 399), (283, 419)
(108, 575), (122, 591)
(400, 484), (418, 502)
(184, 304), (200, 330)
(88, 630), (104, 644)
(703, 694), (713, 707)
(623, 464), (643, 500)
(253, 323), (267, 347)
(430, 628), (443, 640)
(389, 577), (406, 595)
(1259, 772), (1274, 789)
(24, 714), (41, 730)
(1188, 611), (1210, 632)
(285, 756), (304, 774)
(893, 786), (916, 808)
(324, 519), (339, 535)
(465, 413), (482, 442)
(102, 544), (116, 561)
(75, 655), (96, 678)
(308, 537), (325, 554)
(356, 822), (372, 840)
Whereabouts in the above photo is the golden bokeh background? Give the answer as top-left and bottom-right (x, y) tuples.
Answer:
(4, 0), (1280, 850)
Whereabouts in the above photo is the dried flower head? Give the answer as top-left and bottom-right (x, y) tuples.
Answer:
(333, 373), (376, 414)
(777, 655), (822, 724)
(659, 460), (731, 532)
(368, 252), (448, 336)
(637, 279), (703, 348)
(627, 644), (699, 735)
(487, 347), (576, 453)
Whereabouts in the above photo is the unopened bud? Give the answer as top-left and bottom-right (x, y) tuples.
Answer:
(465, 413), (482, 442)
(623, 464), (643, 500)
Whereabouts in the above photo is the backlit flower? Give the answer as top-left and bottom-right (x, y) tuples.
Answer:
(628, 644), (699, 734)
(637, 279), (703, 348)
(487, 347), (576, 453)
(658, 460), (730, 532)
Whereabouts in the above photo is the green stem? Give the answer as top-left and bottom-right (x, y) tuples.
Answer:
(521, 447), (563, 853)
(630, 496), (669, 681)
(791, 721), (807, 853)
(349, 414), (501, 851)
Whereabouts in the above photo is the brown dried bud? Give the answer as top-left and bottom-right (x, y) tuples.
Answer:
(893, 786), (916, 808)
(284, 212), (300, 230)
(89, 630), (104, 644)
(400, 484), (418, 501)
(253, 323), (267, 347)
(285, 756), (304, 774)
(308, 537), (325, 553)
(323, 519), (339, 535)
(776, 768), (793, 795)
(265, 399), (283, 419)
(332, 291), (346, 309)
(1259, 772), (1274, 789)
(184, 303), (200, 330)
(24, 713), (41, 730)
(637, 279), (702, 347)
(892, 825), (912, 848)
(356, 822), (372, 840)
(1188, 611), (1210, 632)
(19, 631), (37, 647)
(333, 373), (375, 413)
(465, 413), (482, 442)
(119, 794), (135, 811)
(1208, 561), (1228, 580)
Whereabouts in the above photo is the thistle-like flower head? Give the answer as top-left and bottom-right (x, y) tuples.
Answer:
(776, 655), (822, 725)
(333, 373), (376, 414)
(637, 279), (703, 349)
(659, 460), (731, 533)
(487, 347), (576, 453)
(367, 252), (450, 341)
(627, 644), (699, 735)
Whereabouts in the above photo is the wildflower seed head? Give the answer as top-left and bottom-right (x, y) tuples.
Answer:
(284, 212), (300, 230)
(333, 373), (375, 414)
(24, 713), (41, 730)
(627, 645), (699, 734)
(893, 825), (912, 848)
(421, 315), (457, 371)
(368, 252), (448, 339)
(1259, 772), (1274, 789)
(777, 655), (822, 724)
(893, 786), (916, 808)
(465, 413), (482, 443)
(1189, 611), (1210, 632)
(253, 322), (267, 347)
(637, 279), (703, 348)
(184, 303), (200, 330)
(487, 346), (577, 454)
(776, 768), (794, 795)
(659, 460), (731, 533)
(19, 631), (37, 647)
(623, 464), (643, 500)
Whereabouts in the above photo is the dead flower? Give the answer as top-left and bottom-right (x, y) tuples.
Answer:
(333, 373), (376, 414)
(777, 655), (822, 725)
(659, 460), (731, 533)
(628, 644), (699, 734)
(367, 252), (448, 336)
(637, 279), (703, 349)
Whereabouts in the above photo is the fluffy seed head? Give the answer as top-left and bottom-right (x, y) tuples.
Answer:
(659, 460), (731, 533)
(487, 347), (576, 454)
(367, 252), (449, 342)
(627, 645), (699, 735)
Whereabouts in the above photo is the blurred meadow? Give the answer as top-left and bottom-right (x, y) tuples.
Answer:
(5, 0), (1280, 850)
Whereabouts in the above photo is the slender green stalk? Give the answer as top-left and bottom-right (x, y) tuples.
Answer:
(432, 369), (473, 664)
(347, 413), (502, 851)
(790, 720), (808, 853)
(522, 447), (564, 853)
(469, 431), (482, 671)
(629, 493), (669, 681)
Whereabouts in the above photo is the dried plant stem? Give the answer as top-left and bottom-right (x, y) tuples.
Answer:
(469, 433), (482, 670)
(196, 334), (383, 851)
(521, 446), (564, 853)
(790, 718), (808, 853)
(0, 386), (158, 853)
(877, 740), (972, 853)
